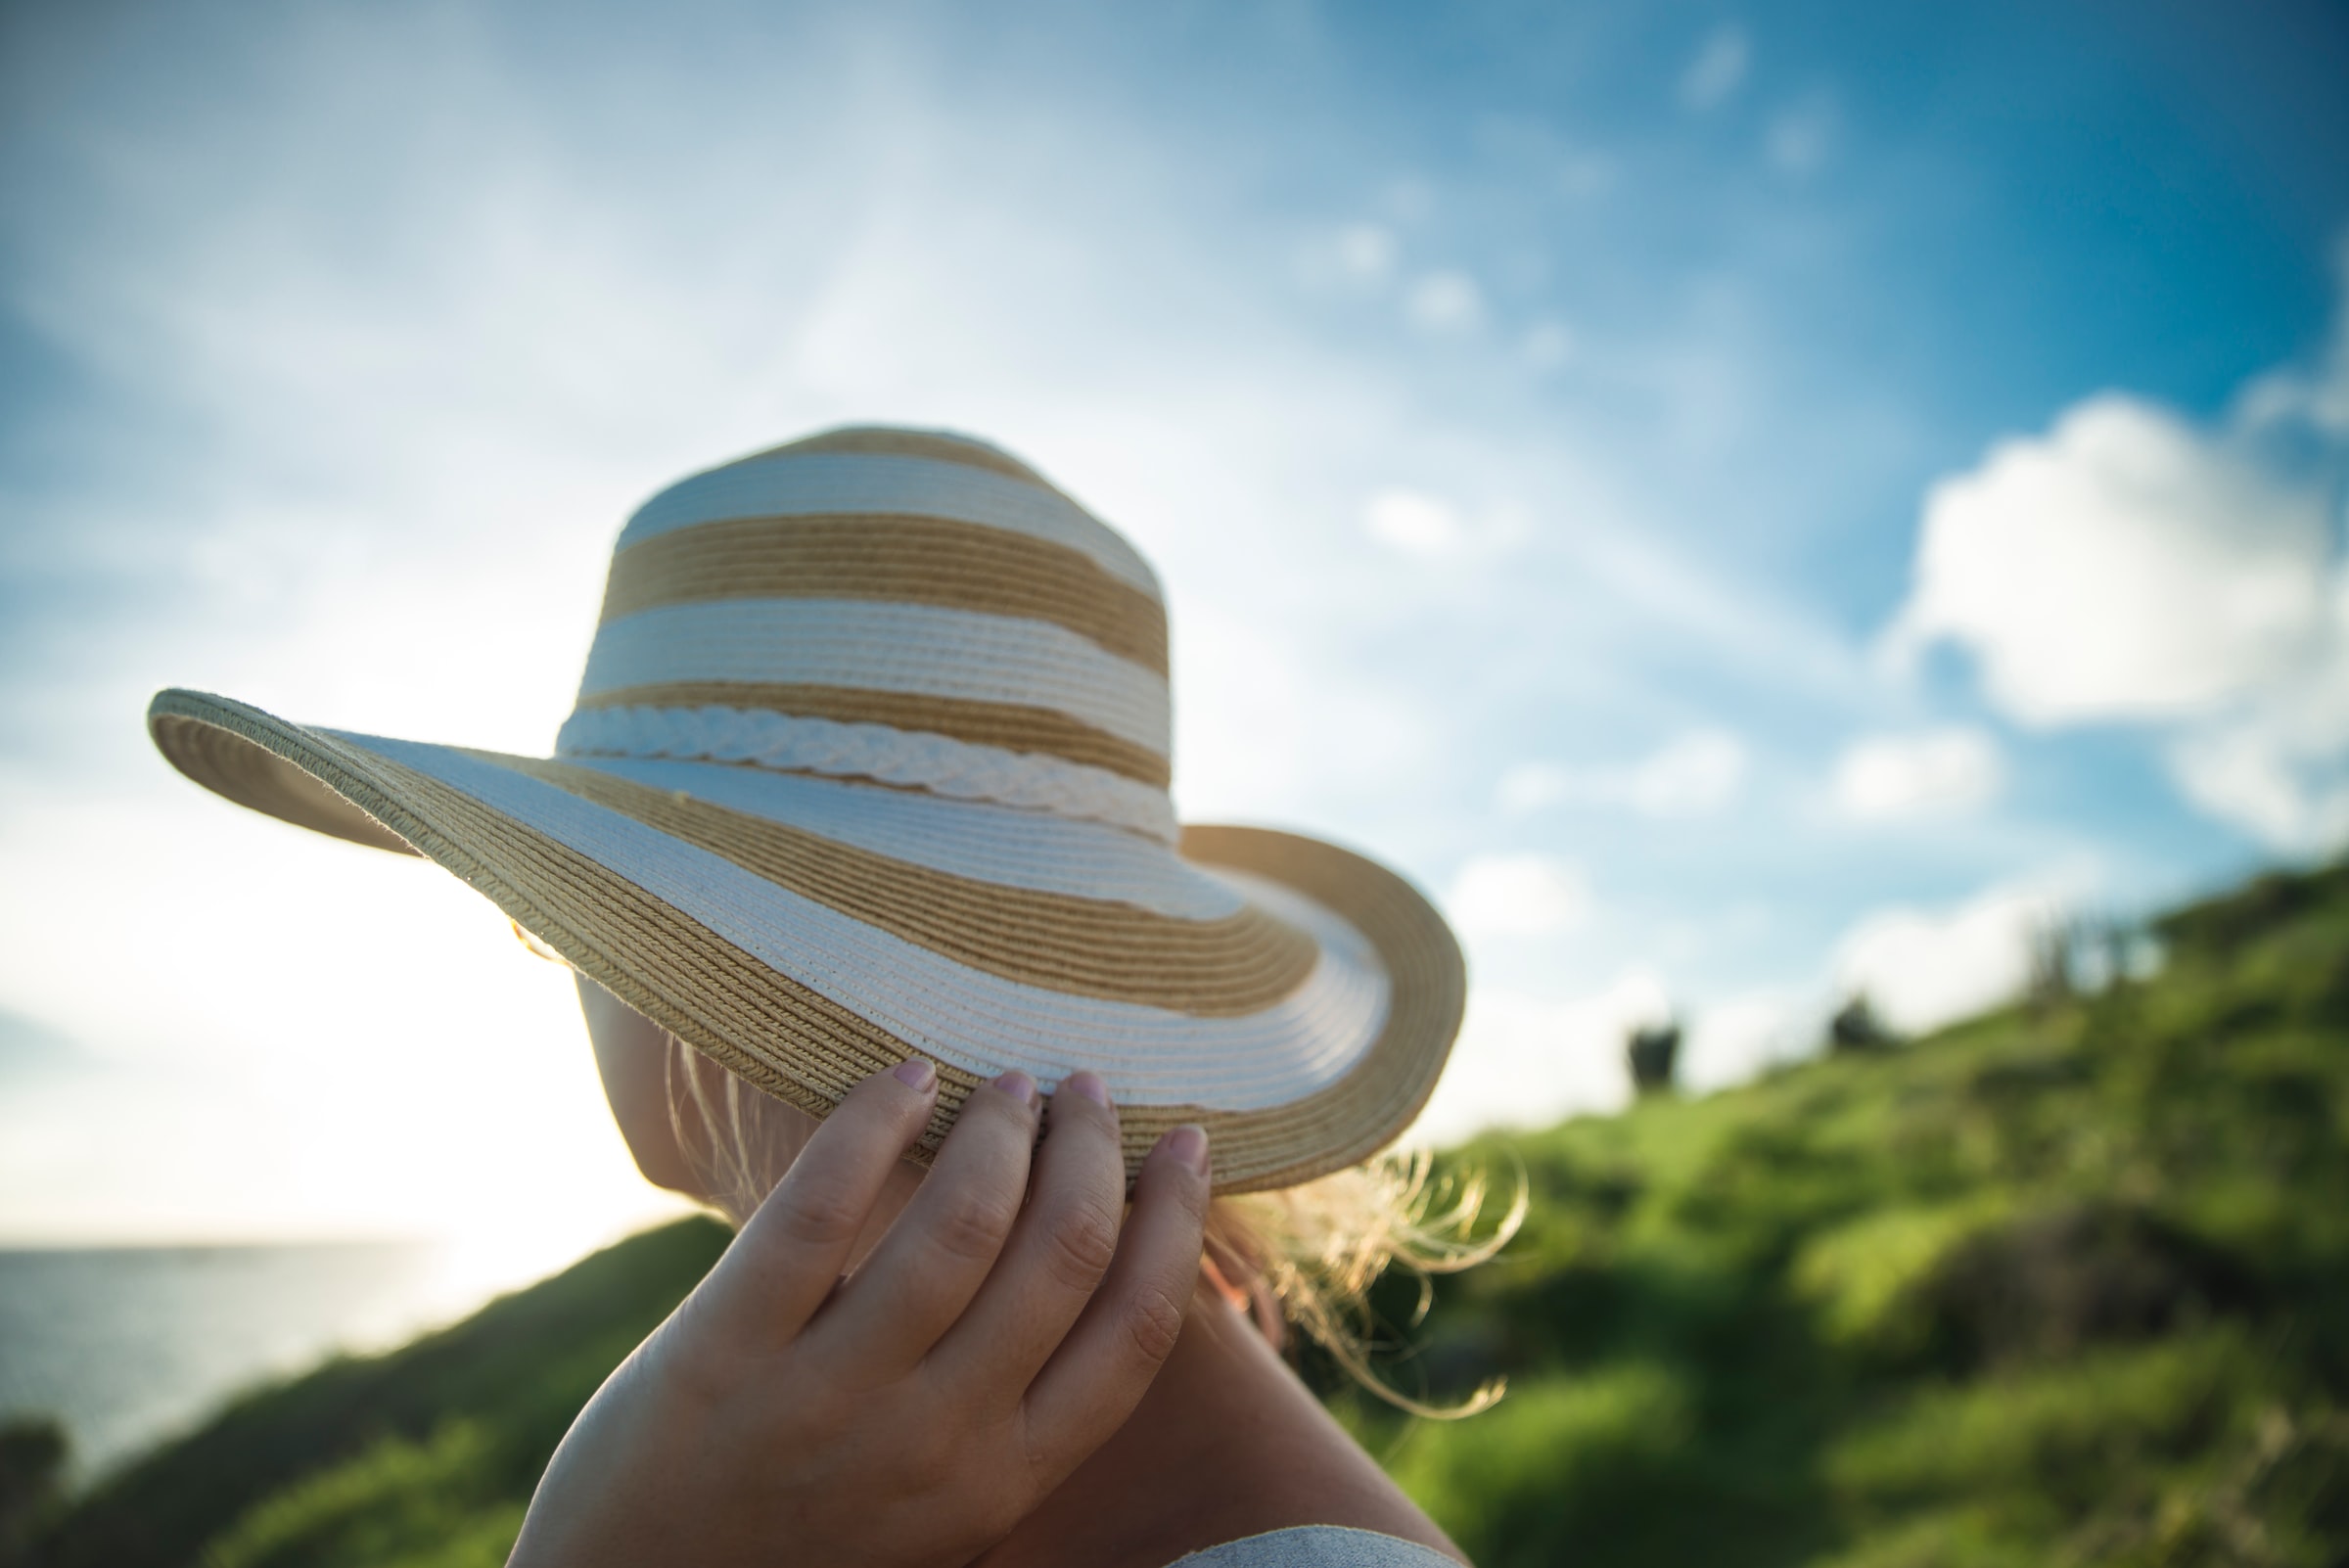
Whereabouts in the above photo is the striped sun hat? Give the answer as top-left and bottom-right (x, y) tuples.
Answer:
(148, 428), (1464, 1192)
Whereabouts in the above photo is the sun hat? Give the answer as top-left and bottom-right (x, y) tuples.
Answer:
(147, 427), (1464, 1193)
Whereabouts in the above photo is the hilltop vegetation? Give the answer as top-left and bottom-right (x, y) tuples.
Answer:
(1369, 861), (2349, 1566)
(24, 863), (2349, 1567)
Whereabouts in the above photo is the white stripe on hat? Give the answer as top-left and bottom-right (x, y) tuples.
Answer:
(339, 731), (1390, 1105)
(553, 755), (1235, 918)
(577, 599), (1171, 758)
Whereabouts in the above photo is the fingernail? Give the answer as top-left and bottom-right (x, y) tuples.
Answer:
(992, 1069), (1038, 1108)
(1063, 1070), (1112, 1108)
(894, 1058), (937, 1091)
(1166, 1124), (1210, 1176)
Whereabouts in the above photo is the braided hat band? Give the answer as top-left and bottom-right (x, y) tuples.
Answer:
(148, 428), (1464, 1193)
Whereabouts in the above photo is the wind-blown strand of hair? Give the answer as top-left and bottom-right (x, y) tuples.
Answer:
(1210, 1149), (1527, 1419)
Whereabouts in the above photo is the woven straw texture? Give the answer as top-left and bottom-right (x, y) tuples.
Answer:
(145, 428), (1465, 1192)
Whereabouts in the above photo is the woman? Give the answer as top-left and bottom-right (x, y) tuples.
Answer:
(149, 426), (1498, 1565)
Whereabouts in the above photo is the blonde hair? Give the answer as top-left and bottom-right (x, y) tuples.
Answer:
(659, 1031), (1523, 1419)
(1208, 1151), (1525, 1418)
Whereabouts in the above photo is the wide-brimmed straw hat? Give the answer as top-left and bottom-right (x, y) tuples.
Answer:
(148, 428), (1463, 1192)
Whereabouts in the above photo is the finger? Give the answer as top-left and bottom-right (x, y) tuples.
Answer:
(810, 1069), (1042, 1370)
(1020, 1125), (1211, 1482)
(694, 1060), (941, 1346)
(930, 1071), (1127, 1398)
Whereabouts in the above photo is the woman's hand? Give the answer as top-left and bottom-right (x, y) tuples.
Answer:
(507, 1060), (1214, 1568)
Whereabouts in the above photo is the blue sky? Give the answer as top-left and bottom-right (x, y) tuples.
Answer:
(2, 0), (2346, 1256)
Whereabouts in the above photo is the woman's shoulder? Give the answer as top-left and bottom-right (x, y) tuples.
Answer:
(1169, 1526), (1463, 1566)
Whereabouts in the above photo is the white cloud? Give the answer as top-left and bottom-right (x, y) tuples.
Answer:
(1447, 853), (1591, 937)
(1678, 24), (1751, 112)
(1831, 875), (2076, 1036)
(1765, 93), (1837, 176)
(1681, 989), (1817, 1093)
(1887, 254), (2349, 854)
(1415, 973), (1839, 1140)
(1334, 222), (1396, 280)
(1425, 870), (2083, 1125)
(2167, 653), (2349, 855)
(1499, 727), (1748, 818)
(1360, 486), (1533, 560)
(1405, 270), (1484, 332)
(1494, 766), (1563, 814)
(1407, 970), (1670, 1142)
(1832, 725), (2004, 821)
(1522, 318), (1576, 369)
(1364, 487), (1468, 556)
(1892, 394), (2333, 726)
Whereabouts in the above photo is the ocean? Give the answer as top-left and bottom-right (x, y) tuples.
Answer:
(0, 1242), (476, 1480)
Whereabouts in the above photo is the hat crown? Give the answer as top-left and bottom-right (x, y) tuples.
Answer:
(556, 428), (1177, 840)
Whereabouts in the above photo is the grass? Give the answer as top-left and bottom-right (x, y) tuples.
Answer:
(23, 860), (2349, 1566)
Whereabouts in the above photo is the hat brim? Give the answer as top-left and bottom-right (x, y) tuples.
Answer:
(148, 688), (1463, 1193)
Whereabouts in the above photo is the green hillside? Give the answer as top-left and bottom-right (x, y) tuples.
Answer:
(22, 1220), (733, 1568)
(23, 863), (2349, 1567)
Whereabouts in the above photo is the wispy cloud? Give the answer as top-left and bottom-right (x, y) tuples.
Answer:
(1409, 968), (1670, 1142)
(1832, 727), (2004, 822)
(1334, 222), (1398, 280)
(1679, 23), (1752, 113)
(1832, 872), (2082, 1035)
(1499, 728), (1748, 818)
(1405, 269), (1486, 332)
(1521, 318), (1577, 369)
(1766, 91), (1839, 176)
(1364, 488), (1469, 555)
(1447, 853), (1593, 938)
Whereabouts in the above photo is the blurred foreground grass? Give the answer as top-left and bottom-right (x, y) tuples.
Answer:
(22, 862), (2349, 1566)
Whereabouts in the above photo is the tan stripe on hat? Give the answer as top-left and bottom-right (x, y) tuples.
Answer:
(596, 513), (1168, 674)
(476, 753), (1318, 1014)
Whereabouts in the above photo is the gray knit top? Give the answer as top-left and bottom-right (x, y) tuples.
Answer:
(1170, 1526), (1460, 1565)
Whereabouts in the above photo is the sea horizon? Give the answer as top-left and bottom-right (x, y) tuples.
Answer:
(0, 1235), (585, 1482)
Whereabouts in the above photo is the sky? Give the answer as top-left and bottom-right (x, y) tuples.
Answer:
(2, 0), (2347, 1276)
